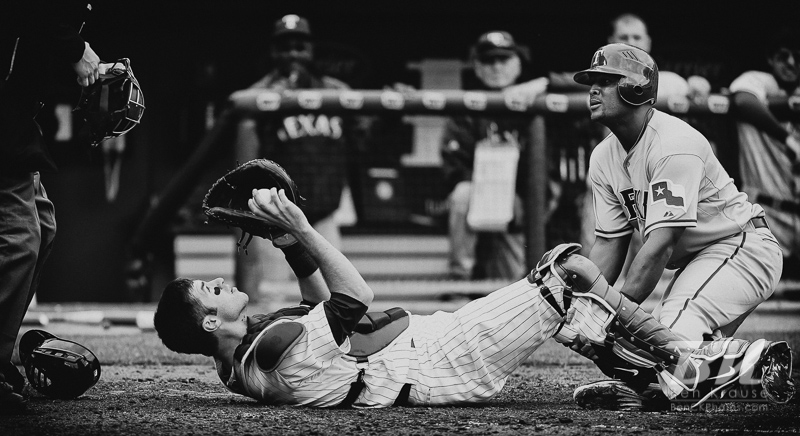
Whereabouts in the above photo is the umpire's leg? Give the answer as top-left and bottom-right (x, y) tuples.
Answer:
(0, 172), (56, 391)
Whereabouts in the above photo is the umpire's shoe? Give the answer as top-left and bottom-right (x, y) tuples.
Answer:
(0, 381), (26, 414)
(0, 363), (27, 414)
(574, 380), (669, 412)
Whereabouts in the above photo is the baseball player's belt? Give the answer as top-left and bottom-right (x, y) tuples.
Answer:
(339, 308), (413, 408)
(757, 194), (800, 215)
(664, 216), (770, 270)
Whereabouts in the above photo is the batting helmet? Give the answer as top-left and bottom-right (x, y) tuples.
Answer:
(573, 43), (659, 106)
(74, 58), (145, 146)
(19, 330), (101, 400)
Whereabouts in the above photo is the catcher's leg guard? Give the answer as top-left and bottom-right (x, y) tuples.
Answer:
(555, 252), (686, 366)
(591, 343), (659, 389)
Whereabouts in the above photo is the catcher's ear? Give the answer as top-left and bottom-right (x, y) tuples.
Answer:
(202, 315), (222, 333)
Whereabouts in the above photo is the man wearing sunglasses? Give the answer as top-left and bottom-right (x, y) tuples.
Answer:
(729, 28), (800, 285)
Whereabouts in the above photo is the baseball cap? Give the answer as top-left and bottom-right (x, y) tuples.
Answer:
(273, 14), (312, 38)
(474, 31), (519, 59)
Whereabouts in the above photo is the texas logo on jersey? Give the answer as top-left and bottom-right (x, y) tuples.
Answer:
(277, 114), (343, 142)
(650, 179), (687, 211)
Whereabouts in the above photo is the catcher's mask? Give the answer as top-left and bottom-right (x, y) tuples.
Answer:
(573, 43), (659, 106)
(19, 329), (101, 400)
(74, 58), (145, 146)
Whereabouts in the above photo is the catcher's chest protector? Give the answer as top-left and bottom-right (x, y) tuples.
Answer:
(236, 306), (410, 369)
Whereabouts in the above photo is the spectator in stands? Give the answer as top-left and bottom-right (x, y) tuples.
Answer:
(441, 31), (554, 280)
(547, 13), (712, 103)
(729, 28), (800, 282)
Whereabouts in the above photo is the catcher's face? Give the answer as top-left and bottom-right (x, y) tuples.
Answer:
(586, 73), (630, 123)
(191, 278), (249, 327)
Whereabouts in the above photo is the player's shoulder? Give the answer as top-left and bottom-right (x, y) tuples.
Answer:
(588, 132), (617, 165)
(729, 70), (780, 99)
(649, 110), (704, 140)
(648, 110), (708, 153)
(236, 318), (307, 373)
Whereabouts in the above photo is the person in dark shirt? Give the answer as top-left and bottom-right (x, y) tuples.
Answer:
(0, 0), (105, 411)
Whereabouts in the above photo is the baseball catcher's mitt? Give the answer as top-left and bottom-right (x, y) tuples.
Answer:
(202, 159), (300, 251)
(74, 58), (145, 146)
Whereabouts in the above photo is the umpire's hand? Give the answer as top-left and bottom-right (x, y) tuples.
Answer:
(72, 42), (101, 87)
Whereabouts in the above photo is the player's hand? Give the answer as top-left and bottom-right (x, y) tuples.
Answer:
(569, 335), (599, 361)
(686, 75), (711, 104)
(72, 42), (101, 87)
(98, 62), (115, 75)
(248, 188), (311, 234)
(503, 77), (549, 106)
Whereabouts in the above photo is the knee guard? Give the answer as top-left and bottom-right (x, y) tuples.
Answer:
(530, 243), (582, 319)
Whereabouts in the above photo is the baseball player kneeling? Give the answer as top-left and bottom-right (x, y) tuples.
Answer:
(153, 182), (794, 408)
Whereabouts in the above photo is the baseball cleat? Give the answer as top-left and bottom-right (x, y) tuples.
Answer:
(574, 380), (668, 411)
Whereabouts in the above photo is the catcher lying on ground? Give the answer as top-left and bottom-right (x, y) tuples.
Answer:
(153, 159), (795, 409)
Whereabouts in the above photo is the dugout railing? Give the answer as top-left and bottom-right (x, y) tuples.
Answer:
(226, 88), (800, 267)
(129, 89), (800, 301)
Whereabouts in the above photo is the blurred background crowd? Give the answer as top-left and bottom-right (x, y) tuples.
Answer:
(19, 1), (800, 302)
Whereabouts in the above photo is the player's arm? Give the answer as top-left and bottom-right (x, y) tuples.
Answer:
(249, 188), (373, 308)
(588, 234), (631, 286)
(618, 226), (684, 304)
(296, 272), (329, 306)
(732, 91), (799, 159)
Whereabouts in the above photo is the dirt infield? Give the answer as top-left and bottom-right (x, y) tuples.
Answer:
(3, 325), (799, 436)
(3, 364), (799, 436)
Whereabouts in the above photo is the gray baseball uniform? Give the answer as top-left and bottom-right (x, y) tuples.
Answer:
(589, 109), (783, 342)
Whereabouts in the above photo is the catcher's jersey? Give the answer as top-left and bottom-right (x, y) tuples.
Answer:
(729, 71), (800, 255)
(589, 109), (764, 265)
(217, 278), (564, 408)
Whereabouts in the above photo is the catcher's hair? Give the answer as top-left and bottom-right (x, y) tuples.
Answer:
(154, 278), (219, 357)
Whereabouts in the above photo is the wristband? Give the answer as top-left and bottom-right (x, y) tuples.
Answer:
(281, 242), (318, 278)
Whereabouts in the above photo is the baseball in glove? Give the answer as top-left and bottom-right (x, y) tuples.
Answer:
(202, 159), (300, 252)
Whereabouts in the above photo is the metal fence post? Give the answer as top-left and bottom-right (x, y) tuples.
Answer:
(527, 114), (547, 269)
